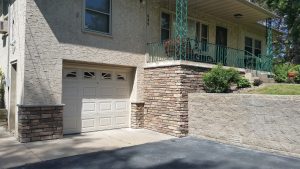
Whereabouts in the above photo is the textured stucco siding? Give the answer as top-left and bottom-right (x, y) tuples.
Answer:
(0, 0), (27, 136)
(24, 0), (148, 105)
(23, 0), (268, 106)
(189, 94), (300, 158)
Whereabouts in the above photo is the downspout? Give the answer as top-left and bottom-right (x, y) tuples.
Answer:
(145, 0), (148, 63)
(6, 1), (11, 108)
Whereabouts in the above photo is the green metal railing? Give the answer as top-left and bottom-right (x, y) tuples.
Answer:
(147, 39), (272, 72)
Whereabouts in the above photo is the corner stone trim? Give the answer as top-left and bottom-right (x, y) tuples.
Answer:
(131, 103), (145, 129)
(144, 65), (207, 137)
(18, 105), (63, 143)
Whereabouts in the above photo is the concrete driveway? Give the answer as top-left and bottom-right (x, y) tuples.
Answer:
(0, 128), (174, 169)
(1, 128), (300, 169)
(11, 137), (300, 169)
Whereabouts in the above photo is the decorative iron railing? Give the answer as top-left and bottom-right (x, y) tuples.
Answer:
(147, 39), (272, 72)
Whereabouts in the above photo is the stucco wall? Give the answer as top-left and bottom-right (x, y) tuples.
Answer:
(24, 0), (148, 105)
(23, 0), (269, 106)
(189, 93), (300, 158)
(0, 0), (27, 135)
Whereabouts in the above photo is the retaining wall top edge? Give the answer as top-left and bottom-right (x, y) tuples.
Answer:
(188, 93), (300, 98)
(145, 61), (246, 73)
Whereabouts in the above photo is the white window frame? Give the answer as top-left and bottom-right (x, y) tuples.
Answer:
(160, 12), (171, 42)
(160, 9), (210, 42)
(245, 36), (262, 56)
(82, 0), (112, 36)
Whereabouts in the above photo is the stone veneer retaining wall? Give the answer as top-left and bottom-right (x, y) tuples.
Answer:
(144, 65), (207, 137)
(131, 102), (145, 129)
(18, 105), (64, 143)
(189, 93), (300, 158)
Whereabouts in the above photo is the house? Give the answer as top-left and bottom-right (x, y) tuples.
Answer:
(0, 0), (276, 142)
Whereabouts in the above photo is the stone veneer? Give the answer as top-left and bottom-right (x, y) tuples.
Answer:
(144, 65), (207, 137)
(189, 93), (300, 158)
(131, 102), (145, 129)
(18, 105), (64, 143)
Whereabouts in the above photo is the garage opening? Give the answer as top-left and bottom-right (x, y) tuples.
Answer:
(62, 63), (134, 134)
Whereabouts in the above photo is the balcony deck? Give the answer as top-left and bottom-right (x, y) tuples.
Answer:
(146, 39), (272, 72)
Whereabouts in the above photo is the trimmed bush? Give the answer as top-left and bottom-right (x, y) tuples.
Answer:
(237, 78), (251, 89)
(203, 65), (241, 93)
(253, 79), (263, 86)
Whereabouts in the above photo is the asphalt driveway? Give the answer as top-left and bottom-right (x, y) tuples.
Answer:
(12, 137), (300, 169)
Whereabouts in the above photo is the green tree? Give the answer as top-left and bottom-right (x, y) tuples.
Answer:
(257, 0), (300, 63)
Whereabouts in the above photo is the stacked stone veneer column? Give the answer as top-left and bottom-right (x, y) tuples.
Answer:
(131, 102), (145, 129)
(144, 65), (207, 137)
(18, 105), (63, 143)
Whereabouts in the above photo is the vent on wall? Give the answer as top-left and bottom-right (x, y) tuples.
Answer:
(0, 20), (8, 34)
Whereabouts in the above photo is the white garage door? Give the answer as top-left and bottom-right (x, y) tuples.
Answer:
(62, 67), (132, 134)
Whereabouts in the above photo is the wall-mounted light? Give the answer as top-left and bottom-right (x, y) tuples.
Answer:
(140, 0), (146, 5)
(234, 13), (243, 19)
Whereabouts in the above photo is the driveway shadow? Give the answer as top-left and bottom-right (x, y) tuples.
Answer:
(11, 137), (300, 169)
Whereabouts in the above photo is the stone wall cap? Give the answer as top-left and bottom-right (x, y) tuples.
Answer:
(145, 60), (246, 73)
(131, 102), (145, 104)
(189, 93), (300, 98)
(17, 104), (65, 108)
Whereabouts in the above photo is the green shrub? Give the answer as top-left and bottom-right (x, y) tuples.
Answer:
(203, 65), (241, 93)
(253, 79), (263, 86)
(237, 78), (251, 89)
(289, 65), (300, 72)
(273, 64), (293, 83)
(295, 74), (300, 84)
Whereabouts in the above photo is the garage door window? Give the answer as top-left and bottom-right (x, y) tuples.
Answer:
(84, 72), (96, 79)
(65, 70), (78, 79)
(116, 73), (126, 80)
(101, 72), (112, 80)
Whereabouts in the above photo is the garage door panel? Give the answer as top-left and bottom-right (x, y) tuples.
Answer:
(115, 88), (130, 98)
(115, 101), (128, 111)
(64, 99), (80, 117)
(98, 87), (114, 98)
(83, 87), (97, 97)
(115, 116), (128, 125)
(99, 117), (113, 127)
(63, 87), (79, 98)
(99, 102), (113, 112)
(63, 67), (131, 134)
(82, 118), (96, 128)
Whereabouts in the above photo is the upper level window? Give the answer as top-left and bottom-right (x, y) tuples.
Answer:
(196, 22), (209, 51)
(84, 0), (111, 34)
(161, 13), (171, 42)
(201, 24), (209, 44)
(245, 37), (262, 57)
(1, 0), (9, 16)
(245, 37), (253, 56)
(254, 40), (262, 57)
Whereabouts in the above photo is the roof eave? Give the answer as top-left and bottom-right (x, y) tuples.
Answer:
(237, 0), (278, 18)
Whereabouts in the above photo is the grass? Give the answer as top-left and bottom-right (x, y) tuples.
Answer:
(247, 84), (300, 95)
